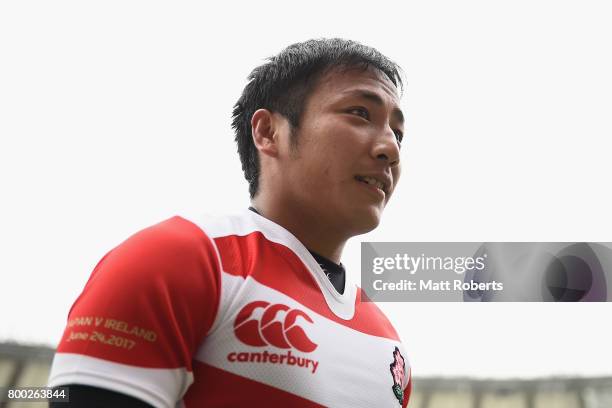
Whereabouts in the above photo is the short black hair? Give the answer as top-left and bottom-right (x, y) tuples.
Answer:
(231, 38), (403, 198)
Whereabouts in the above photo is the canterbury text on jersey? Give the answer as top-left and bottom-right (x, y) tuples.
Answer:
(48, 210), (412, 407)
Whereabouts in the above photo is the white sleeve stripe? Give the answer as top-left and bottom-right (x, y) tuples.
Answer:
(48, 353), (193, 408)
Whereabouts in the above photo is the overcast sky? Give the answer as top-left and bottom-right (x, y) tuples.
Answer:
(1, 0), (611, 378)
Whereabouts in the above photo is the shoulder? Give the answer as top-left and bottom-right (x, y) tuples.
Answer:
(83, 216), (215, 286)
(352, 286), (402, 341)
(79, 215), (227, 310)
(112, 216), (212, 258)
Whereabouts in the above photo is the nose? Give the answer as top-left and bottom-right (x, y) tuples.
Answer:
(372, 126), (401, 167)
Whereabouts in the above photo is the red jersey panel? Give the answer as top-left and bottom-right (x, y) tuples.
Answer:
(48, 210), (412, 408)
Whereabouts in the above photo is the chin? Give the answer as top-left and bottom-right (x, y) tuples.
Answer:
(348, 206), (383, 235)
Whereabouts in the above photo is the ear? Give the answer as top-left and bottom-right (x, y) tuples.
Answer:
(251, 109), (280, 158)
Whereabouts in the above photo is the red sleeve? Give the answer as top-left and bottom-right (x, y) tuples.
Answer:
(49, 216), (221, 407)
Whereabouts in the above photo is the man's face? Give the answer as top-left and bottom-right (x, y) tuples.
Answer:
(279, 66), (403, 236)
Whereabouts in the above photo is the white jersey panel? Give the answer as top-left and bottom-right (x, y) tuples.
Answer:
(48, 353), (193, 408)
(189, 210), (358, 320)
(194, 273), (407, 408)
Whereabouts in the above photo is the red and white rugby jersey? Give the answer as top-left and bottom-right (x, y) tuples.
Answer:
(48, 210), (412, 408)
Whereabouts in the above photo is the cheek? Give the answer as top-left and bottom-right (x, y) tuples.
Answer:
(296, 120), (367, 184)
(303, 159), (332, 182)
(307, 141), (344, 177)
(319, 147), (347, 180)
(393, 165), (401, 183)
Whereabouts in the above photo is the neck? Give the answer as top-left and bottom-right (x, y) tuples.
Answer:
(251, 197), (347, 264)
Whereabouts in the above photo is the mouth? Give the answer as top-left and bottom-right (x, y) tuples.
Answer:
(355, 175), (388, 196)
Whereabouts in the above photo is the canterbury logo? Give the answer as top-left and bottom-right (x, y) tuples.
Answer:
(233, 301), (318, 353)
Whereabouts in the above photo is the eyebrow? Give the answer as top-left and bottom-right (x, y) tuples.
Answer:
(342, 89), (404, 126)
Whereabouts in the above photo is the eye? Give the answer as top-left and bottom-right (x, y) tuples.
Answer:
(347, 107), (370, 120)
(393, 129), (404, 147)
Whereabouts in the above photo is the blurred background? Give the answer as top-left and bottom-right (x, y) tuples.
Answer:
(1, 341), (611, 407)
(1, 1), (611, 407)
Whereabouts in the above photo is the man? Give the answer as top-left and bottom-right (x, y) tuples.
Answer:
(49, 38), (411, 407)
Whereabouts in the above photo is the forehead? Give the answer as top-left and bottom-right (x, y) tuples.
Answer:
(309, 66), (401, 107)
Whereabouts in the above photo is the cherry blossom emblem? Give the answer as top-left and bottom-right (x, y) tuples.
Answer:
(389, 346), (405, 405)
